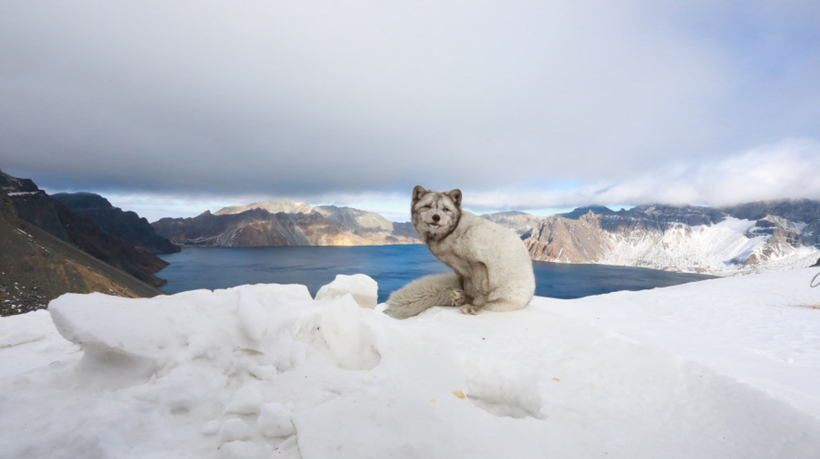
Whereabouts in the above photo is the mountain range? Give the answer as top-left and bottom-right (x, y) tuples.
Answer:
(520, 203), (820, 274)
(153, 197), (820, 275)
(152, 201), (419, 247)
(4, 166), (819, 314)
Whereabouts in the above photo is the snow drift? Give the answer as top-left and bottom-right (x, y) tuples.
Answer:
(1, 270), (820, 458)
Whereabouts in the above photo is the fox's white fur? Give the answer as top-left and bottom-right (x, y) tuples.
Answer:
(385, 186), (535, 319)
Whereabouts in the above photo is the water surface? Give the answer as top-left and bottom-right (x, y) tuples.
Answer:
(158, 245), (715, 303)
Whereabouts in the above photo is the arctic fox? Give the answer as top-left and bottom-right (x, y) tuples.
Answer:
(385, 186), (535, 319)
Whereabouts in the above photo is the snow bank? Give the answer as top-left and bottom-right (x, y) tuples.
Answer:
(1, 270), (820, 458)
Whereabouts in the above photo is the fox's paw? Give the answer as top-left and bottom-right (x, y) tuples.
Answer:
(450, 289), (466, 307)
(459, 304), (482, 315)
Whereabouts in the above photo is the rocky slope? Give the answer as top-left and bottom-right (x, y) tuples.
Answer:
(0, 182), (164, 316)
(153, 201), (419, 247)
(523, 201), (820, 274)
(51, 192), (180, 254)
(311, 205), (416, 244)
(1, 169), (170, 287)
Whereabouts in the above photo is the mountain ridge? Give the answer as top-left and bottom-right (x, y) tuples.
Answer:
(0, 172), (164, 315)
(152, 196), (820, 274)
(52, 192), (180, 254)
(1, 169), (172, 288)
(521, 200), (820, 274)
(153, 201), (419, 247)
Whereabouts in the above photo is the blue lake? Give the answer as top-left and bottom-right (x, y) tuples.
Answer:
(157, 245), (715, 303)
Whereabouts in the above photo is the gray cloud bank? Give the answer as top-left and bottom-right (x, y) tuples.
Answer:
(2, 0), (819, 212)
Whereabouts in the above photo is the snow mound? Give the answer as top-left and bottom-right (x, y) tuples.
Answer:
(315, 273), (378, 309)
(1, 271), (820, 458)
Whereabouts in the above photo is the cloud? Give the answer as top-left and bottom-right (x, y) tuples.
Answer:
(100, 138), (820, 222)
(465, 138), (820, 211)
(1, 1), (818, 215)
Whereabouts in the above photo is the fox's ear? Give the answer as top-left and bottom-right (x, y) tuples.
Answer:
(446, 189), (462, 208)
(412, 185), (428, 204)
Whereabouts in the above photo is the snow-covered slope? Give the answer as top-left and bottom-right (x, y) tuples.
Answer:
(525, 208), (820, 275)
(1, 270), (819, 458)
(601, 217), (820, 274)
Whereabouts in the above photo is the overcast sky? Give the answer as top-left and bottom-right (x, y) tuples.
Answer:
(2, 0), (819, 222)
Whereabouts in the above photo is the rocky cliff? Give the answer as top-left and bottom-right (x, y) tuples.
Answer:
(153, 201), (419, 247)
(51, 192), (180, 254)
(0, 172), (70, 241)
(1, 170), (171, 287)
(522, 201), (820, 274)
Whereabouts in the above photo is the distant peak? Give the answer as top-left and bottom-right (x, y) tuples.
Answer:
(214, 200), (312, 216)
(559, 205), (614, 220)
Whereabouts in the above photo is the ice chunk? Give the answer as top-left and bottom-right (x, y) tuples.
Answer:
(315, 274), (378, 309)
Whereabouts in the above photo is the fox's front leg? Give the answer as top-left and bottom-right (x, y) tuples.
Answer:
(460, 263), (489, 315)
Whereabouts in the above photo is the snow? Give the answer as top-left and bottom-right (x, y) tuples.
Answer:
(602, 217), (820, 274)
(315, 273), (378, 309)
(6, 191), (40, 197)
(1, 269), (820, 458)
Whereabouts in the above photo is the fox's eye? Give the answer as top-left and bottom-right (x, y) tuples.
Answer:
(422, 205), (432, 209)
(442, 207), (450, 212)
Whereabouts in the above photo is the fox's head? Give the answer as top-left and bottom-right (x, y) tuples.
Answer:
(411, 186), (462, 242)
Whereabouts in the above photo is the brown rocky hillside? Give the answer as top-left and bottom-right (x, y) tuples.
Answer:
(0, 188), (164, 316)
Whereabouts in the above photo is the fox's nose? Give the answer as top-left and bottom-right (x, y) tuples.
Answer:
(432, 214), (441, 222)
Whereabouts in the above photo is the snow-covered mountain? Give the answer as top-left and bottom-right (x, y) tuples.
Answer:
(1, 270), (819, 458)
(523, 201), (820, 275)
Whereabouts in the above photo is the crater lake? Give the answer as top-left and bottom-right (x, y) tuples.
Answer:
(157, 245), (715, 303)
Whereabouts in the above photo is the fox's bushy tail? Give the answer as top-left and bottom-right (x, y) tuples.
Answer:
(385, 272), (462, 319)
